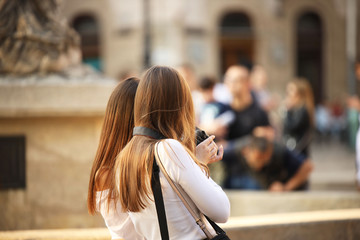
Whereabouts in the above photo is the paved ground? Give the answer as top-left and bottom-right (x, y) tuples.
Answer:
(309, 138), (358, 191)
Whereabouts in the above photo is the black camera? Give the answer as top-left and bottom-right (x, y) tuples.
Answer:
(195, 127), (210, 146)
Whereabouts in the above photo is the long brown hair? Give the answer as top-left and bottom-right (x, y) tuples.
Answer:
(87, 77), (139, 215)
(290, 78), (315, 126)
(115, 66), (208, 212)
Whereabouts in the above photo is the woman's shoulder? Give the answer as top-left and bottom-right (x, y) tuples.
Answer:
(158, 138), (189, 154)
(157, 139), (192, 165)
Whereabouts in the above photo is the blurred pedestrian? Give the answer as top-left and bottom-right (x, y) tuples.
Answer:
(198, 75), (234, 139)
(315, 99), (332, 140)
(250, 64), (282, 139)
(250, 65), (278, 112)
(347, 58), (360, 190)
(283, 78), (315, 157)
(197, 76), (235, 184)
(224, 65), (273, 141)
(220, 65), (274, 189)
(223, 136), (313, 191)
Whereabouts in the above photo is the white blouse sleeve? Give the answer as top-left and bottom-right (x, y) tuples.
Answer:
(157, 139), (230, 223)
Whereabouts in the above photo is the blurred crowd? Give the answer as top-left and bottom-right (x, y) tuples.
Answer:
(174, 62), (358, 192)
(119, 61), (360, 192)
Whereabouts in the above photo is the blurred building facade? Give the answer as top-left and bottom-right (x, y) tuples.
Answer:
(1, 0), (359, 231)
(62, 0), (360, 103)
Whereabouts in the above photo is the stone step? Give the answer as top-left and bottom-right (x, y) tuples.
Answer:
(0, 228), (110, 240)
(226, 190), (360, 217)
(222, 208), (360, 240)
(1, 209), (359, 240)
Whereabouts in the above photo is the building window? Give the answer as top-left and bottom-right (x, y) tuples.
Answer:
(219, 12), (254, 75)
(0, 136), (26, 190)
(72, 15), (102, 71)
(296, 11), (323, 103)
(221, 12), (252, 35)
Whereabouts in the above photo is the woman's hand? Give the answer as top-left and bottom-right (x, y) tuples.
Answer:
(196, 135), (224, 165)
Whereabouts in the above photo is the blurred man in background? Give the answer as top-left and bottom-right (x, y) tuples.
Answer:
(219, 65), (275, 188)
(223, 136), (313, 191)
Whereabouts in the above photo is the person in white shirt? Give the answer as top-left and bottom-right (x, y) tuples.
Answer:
(87, 77), (144, 240)
(115, 66), (230, 240)
(87, 76), (224, 239)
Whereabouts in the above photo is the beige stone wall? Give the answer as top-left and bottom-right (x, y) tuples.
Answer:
(60, 0), (352, 101)
(1, 209), (360, 239)
(61, 0), (145, 79)
(0, 68), (116, 230)
(206, 0), (347, 100)
(0, 117), (105, 230)
(0, 0), (357, 230)
(285, 0), (347, 101)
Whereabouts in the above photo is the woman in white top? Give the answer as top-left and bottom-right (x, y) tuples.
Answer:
(87, 76), (223, 239)
(115, 66), (230, 239)
(87, 77), (144, 240)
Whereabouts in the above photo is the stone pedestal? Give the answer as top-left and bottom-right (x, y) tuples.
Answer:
(0, 65), (117, 230)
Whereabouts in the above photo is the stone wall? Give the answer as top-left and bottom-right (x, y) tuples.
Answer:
(224, 208), (360, 240)
(60, 0), (356, 102)
(227, 191), (360, 217)
(0, 66), (116, 230)
(60, 0), (144, 79)
(1, 209), (360, 240)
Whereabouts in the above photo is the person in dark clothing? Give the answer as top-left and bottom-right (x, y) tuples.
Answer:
(198, 76), (234, 139)
(283, 78), (315, 157)
(223, 65), (273, 141)
(219, 65), (274, 187)
(223, 136), (313, 190)
(226, 97), (270, 140)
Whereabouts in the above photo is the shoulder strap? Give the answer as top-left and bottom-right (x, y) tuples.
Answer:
(151, 155), (169, 240)
(154, 143), (215, 239)
(133, 126), (169, 239)
(133, 126), (166, 139)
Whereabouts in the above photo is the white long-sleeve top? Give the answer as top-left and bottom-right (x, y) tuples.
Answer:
(96, 190), (144, 240)
(128, 139), (230, 240)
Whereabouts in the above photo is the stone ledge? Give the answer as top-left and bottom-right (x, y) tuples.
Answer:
(226, 190), (360, 217)
(222, 209), (360, 240)
(1, 209), (359, 240)
(0, 228), (110, 240)
(0, 65), (117, 118)
(221, 208), (360, 228)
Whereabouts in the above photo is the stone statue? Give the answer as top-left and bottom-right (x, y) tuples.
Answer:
(0, 0), (81, 75)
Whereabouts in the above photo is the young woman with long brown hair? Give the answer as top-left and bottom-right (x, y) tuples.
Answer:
(88, 75), (222, 239)
(283, 78), (315, 157)
(115, 66), (229, 239)
(87, 77), (144, 240)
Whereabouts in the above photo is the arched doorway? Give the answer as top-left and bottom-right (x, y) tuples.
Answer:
(72, 15), (102, 71)
(296, 11), (323, 103)
(219, 12), (254, 75)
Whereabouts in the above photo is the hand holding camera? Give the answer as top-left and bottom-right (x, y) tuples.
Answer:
(195, 128), (224, 165)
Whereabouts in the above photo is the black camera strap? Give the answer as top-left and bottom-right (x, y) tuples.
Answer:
(132, 126), (229, 240)
(133, 126), (166, 140)
(152, 158), (169, 240)
(133, 126), (169, 239)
